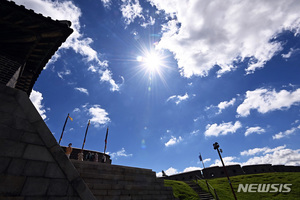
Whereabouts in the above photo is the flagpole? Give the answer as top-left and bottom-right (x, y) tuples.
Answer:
(81, 120), (91, 150)
(104, 127), (109, 154)
(199, 153), (205, 169)
(59, 113), (70, 145)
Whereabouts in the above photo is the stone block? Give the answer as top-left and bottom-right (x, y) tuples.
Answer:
(0, 85), (18, 96)
(91, 189), (107, 196)
(32, 120), (57, 148)
(49, 145), (78, 181)
(21, 132), (43, 145)
(45, 162), (65, 178)
(0, 111), (14, 127)
(47, 179), (69, 196)
(14, 91), (42, 123)
(107, 190), (121, 196)
(0, 174), (26, 195)
(23, 144), (54, 162)
(48, 198), (68, 200)
(0, 94), (17, 113)
(21, 177), (50, 196)
(14, 116), (36, 132)
(0, 156), (11, 173)
(0, 139), (26, 158)
(23, 160), (47, 176)
(71, 177), (97, 200)
(0, 124), (24, 141)
(7, 158), (27, 175)
(0, 197), (24, 200)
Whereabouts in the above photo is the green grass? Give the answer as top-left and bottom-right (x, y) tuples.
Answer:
(164, 179), (200, 200)
(197, 172), (300, 200)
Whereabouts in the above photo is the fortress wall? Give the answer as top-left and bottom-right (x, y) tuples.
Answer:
(242, 164), (274, 174)
(162, 170), (202, 181)
(0, 85), (96, 200)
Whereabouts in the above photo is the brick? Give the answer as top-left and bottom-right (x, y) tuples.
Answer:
(14, 116), (36, 132)
(0, 124), (24, 141)
(47, 179), (69, 196)
(14, 90), (42, 123)
(21, 177), (50, 196)
(31, 120), (57, 148)
(71, 177), (97, 200)
(0, 174), (26, 195)
(0, 111), (14, 127)
(0, 156), (11, 173)
(0, 197), (24, 200)
(7, 158), (26, 175)
(21, 132), (44, 145)
(23, 144), (54, 162)
(0, 94), (18, 113)
(23, 160), (47, 176)
(49, 145), (78, 181)
(0, 139), (26, 158)
(45, 162), (65, 178)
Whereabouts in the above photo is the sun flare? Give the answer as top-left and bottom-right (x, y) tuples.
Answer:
(137, 51), (163, 73)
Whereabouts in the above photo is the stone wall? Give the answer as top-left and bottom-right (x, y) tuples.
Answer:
(161, 170), (202, 181)
(0, 85), (96, 200)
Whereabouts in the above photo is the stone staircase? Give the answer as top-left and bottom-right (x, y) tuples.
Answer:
(184, 181), (215, 200)
(72, 160), (175, 200)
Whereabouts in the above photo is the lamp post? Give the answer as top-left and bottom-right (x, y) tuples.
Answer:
(213, 142), (237, 200)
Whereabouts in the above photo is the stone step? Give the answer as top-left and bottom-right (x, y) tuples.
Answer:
(95, 194), (174, 200)
(80, 172), (158, 184)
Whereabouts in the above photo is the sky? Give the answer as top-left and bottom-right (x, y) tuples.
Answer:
(13, 0), (300, 176)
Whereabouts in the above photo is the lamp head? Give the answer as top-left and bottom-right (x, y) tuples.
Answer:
(213, 142), (219, 150)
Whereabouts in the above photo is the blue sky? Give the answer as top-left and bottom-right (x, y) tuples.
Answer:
(14, 0), (300, 176)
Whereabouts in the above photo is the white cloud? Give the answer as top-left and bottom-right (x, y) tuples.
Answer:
(167, 93), (189, 104)
(88, 105), (110, 127)
(141, 16), (155, 28)
(74, 87), (89, 95)
(272, 125), (300, 140)
(203, 158), (211, 163)
(149, 0), (300, 77)
(165, 136), (183, 147)
(109, 148), (133, 159)
(217, 98), (236, 114)
(237, 88), (300, 117)
(241, 145), (300, 166)
(211, 156), (240, 167)
(183, 166), (202, 172)
(100, 0), (111, 8)
(157, 167), (178, 177)
(100, 69), (122, 92)
(245, 126), (265, 136)
(120, 0), (143, 25)
(57, 69), (71, 79)
(29, 90), (47, 120)
(211, 145), (300, 166)
(204, 121), (242, 137)
(281, 48), (299, 59)
(240, 145), (287, 156)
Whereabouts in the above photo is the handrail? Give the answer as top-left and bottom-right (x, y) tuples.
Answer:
(195, 175), (219, 200)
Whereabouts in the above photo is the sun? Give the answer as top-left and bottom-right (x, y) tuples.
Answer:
(137, 51), (163, 73)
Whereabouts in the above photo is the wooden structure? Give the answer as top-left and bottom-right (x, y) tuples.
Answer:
(0, 0), (73, 95)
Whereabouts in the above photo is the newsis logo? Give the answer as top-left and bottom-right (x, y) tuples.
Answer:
(237, 184), (292, 193)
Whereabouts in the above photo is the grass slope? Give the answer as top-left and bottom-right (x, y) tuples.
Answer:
(164, 179), (200, 200)
(197, 172), (300, 200)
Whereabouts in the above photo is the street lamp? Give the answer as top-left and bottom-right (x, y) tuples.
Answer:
(213, 142), (237, 200)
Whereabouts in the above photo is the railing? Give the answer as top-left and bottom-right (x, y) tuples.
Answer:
(195, 175), (219, 200)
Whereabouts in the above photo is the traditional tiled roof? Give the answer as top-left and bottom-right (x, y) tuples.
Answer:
(0, 0), (73, 95)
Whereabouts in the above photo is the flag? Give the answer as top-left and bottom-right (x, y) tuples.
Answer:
(199, 154), (203, 162)
(104, 127), (109, 153)
(68, 115), (73, 121)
